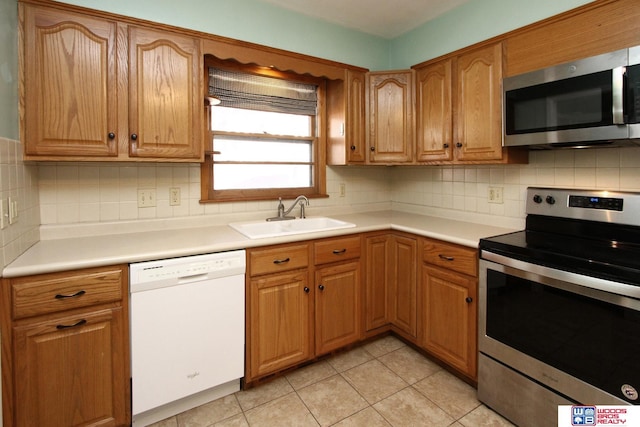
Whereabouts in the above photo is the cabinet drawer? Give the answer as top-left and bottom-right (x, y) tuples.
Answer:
(423, 240), (478, 277)
(249, 244), (309, 276)
(11, 267), (124, 320)
(314, 236), (361, 265)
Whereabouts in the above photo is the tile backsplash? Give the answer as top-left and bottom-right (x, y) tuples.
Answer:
(36, 146), (640, 230)
(392, 147), (640, 224)
(0, 138), (40, 269)
(37, 163), (393, 226)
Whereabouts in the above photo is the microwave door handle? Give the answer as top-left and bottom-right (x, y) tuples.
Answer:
(612, 66), (625, 124)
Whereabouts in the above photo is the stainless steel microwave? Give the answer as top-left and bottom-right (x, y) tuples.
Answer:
(503, 46), (640, 148)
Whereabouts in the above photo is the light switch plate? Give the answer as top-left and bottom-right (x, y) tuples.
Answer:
(8, 197), (18, 224)
(0, 198), (7, 229)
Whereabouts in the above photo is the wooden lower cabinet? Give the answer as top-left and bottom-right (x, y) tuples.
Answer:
(1, 265), (130, 427)
(364, 234), (390, 333)
(388, 234), (417, 339)
(248, 270), (313, 380)
(315, 261), (361, 355)
(419, 249), (478, 380)
(246, 237), (362, 384)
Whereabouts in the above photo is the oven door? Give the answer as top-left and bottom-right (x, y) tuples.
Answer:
(479, 251), (640, 406)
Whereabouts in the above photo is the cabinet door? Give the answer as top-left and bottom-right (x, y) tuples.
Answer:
(22, 5), (118, 158)
(416, 60), (453, 162)
(367, 71), (415, 163)
(13, 308), (128, 427)
(421, 265), (477, 378)
(315, 261), (361, 355)
(389, 235), (417, 338)
(346, 70), (367, 163)
(128, 26), (203, 159)
(248, 270), (312, 380)
(364, 235), (390, 332)
(454, 43), (503, 161)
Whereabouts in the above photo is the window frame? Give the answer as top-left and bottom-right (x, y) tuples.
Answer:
(200, 57), (327, 203)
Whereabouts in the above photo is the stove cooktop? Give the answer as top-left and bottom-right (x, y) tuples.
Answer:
(480, 187), (640, 286)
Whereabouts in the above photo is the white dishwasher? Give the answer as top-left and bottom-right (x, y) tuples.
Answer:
(130, 250), (245, 427)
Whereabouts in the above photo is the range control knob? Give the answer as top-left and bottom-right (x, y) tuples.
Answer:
(533, 195), (543, 204)
(546, 195), (556, 205)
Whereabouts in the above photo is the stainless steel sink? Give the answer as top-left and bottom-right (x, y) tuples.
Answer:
(229, 217), (356, 239)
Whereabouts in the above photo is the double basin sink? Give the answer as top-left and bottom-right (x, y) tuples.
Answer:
(230, 217), (355, 239)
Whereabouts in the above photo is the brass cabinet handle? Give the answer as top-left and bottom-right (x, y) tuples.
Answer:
(56, 319), (87, 330)
(332, 249), (347, 255)
(55, 290), (86, 299)
(273, 258), (290, 264)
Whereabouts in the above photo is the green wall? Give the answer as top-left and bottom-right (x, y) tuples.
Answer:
(56, 0), (390, 70)
(389, 0), (596, 68)
(0, 0), (18, 140)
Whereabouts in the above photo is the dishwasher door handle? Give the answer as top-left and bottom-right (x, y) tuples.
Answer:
(177, 273), (210, 284)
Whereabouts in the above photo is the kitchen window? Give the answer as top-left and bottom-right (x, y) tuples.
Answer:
(201, 59), (327, 202)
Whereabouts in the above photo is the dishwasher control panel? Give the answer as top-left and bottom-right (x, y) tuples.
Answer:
(130, 250), (246, 292)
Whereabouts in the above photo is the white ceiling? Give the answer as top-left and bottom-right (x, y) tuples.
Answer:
(256, 0), (472, 39)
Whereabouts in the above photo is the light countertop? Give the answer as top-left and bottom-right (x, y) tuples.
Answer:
(2, 211), (518, 278)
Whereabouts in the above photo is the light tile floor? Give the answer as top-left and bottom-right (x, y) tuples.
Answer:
(149, 336), (515, 427)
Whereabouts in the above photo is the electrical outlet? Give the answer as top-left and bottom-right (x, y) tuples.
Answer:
(488, 186), (504, 204)
(137, 189), (157, 208)
(169, 187), (181, 206)
(339, 183), (346, 197)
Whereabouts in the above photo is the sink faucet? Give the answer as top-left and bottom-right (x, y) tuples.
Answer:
(267, 196), (309, 221)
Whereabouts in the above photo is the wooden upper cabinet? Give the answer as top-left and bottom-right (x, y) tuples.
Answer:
(22, 6), (118, 158)
(367, 70), (415, 164)
(454, 43), (503, 161)
(346, 70), (367, 163)
(327, 69), (367, 165)
(416, 59), (453, 162)
(128, 26), (202, 159)
(20, 4), (203, 161)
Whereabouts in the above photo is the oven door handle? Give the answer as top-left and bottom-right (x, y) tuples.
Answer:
(481, 250), (640, 302)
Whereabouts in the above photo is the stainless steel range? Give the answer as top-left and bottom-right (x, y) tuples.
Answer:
(478, 187), (640, 427)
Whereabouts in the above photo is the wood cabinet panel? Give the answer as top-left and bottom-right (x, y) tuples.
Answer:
(11, 267), (123, 319)
(367, 71), (415, 163)
(364, 234), (390, 332)
(14, 308), (125, 427)
(423, 240), (477, 277)
(20, 4), (203, 161)
(249, 244), (309, 276)
(2, 265), (130, 427)
(346, 70), (367, 163)
(389, 235), (417, 338)
(22, 6), (118, 157)
(315, 261), (361, 355)
(506, 0), (640, 77)
(248, 270), (312, 379)
(313, 235), (361, 265)
(454, 43), (503, 161)
(128, 26), (202, 159)
(421, 265), (477, 378)
(416, 59), (453, 162)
